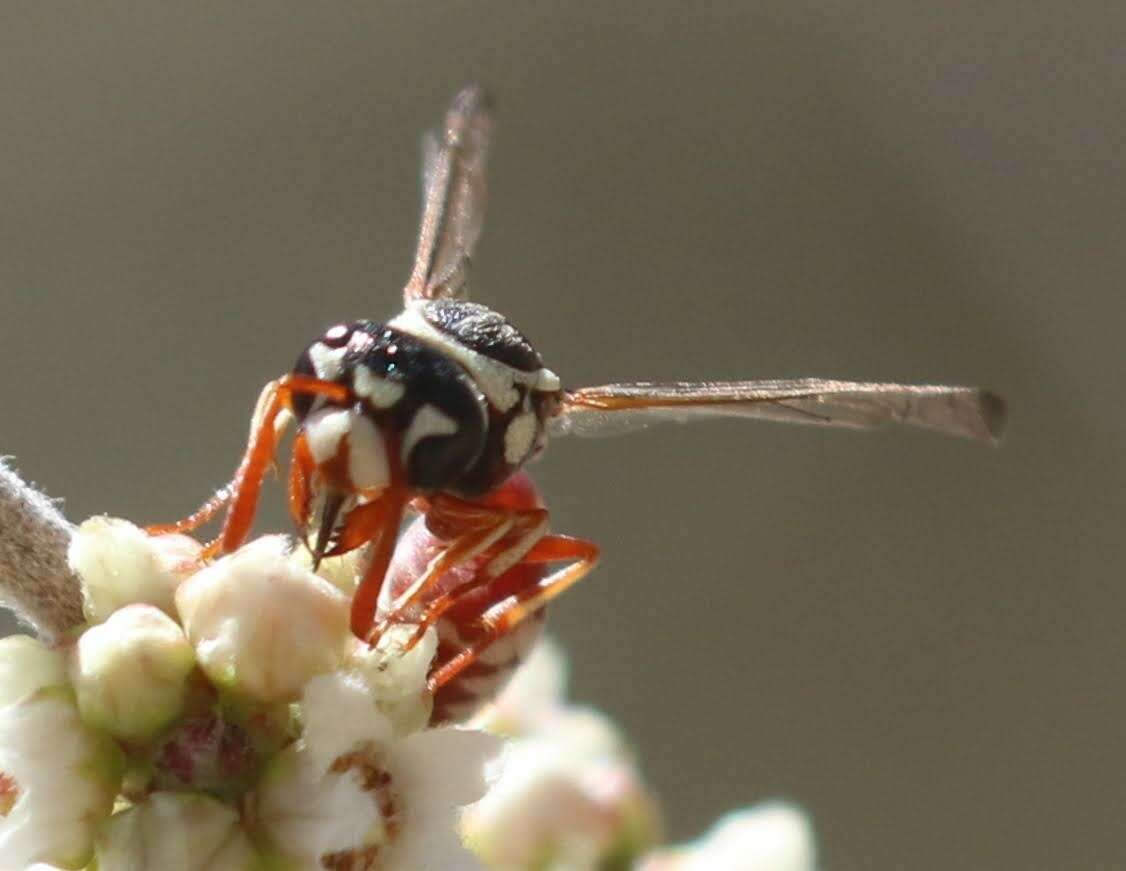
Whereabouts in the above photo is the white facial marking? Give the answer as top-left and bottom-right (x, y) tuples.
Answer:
(347, 414), (391, 491)
(308, 342), (348, 380)
(304, 408), (352, 464)
(401, 403), (459, 461)
(537, 368), (561, 392)
(389, 305), (556, 412)
(504, 410), (539, 465)
(325, 324), (349, 341)
(304, 407), (390, 492)
(353, 365), (405, 408)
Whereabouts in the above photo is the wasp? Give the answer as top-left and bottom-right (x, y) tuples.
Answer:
(376, 471), (559, 723)
(151, 86), (1005, 662)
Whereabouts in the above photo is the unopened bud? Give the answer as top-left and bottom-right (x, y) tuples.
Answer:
(71, 604), (195, 741)
(0, 635), (67, 708)
(95, 791), (260, 871)
(637, 802), (817, 871)
(70, 517), (200, 623)
(463, 706), (661, 869)
(176, 536), (351, 703)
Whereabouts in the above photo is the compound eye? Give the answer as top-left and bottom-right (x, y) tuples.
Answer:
(403, 403), (486, 492)
(321, 324), (351, 347)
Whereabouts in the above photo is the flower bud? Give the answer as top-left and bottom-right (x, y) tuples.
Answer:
(150, 711), (264, 797)
(637, 802), (817, 871)
(291, 545), (365, 597)
(95, 791), (260, 871)
(0, 635), (67, 708)
(70, 517), (200, 623)
(71, 604), (195, 741)
(463, 706), (661, 869)
(0, 688), (123, 869)
(176, 536), (351, 703)
(462, 739), (610, 867)
(475, 636), (568, 736)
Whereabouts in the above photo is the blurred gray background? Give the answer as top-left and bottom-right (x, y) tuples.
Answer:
(1, 3), (1122, 868)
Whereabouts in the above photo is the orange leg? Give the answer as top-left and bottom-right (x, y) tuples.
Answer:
(287, 432), (316, 538)
(147, 374), (351, 555)
(350, 490), (409, 639)
(145, 486), (232, 538)
(216, 379), (288, 555)
(371, 495), (550, 648)
(220, 375), (351, 555)
(427, 534), (600, 692)
(330, 429), (410, 639)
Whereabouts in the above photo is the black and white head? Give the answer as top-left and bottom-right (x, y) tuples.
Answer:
(291, 302), (561, 503)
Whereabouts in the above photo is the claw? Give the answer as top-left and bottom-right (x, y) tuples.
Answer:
(310, 490), (348, 570)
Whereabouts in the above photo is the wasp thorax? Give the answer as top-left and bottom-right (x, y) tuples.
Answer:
(292, 322), (488, 495)
(389, 299), (562, 496)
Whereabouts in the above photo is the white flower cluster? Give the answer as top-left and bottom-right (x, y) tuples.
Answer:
(0, 514), (820, 870)
(0, 518), (501, 870)
(464, 640), (819, 871)
(463, 640), (662, 868)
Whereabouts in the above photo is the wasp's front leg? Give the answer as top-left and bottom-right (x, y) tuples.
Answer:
(426, 533), (600, 693)
(146, 374), (351, 556)
(365, 493), (550, 648)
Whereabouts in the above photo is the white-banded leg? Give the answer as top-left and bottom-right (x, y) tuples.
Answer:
(367, 492), (550, 648)
(427, 534), (600, 692)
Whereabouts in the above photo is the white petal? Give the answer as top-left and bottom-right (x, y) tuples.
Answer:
(390, 727), (504, 812)
(96, 792), (260, 871)
(0, 689), (122, 869)
(255, 743), (385, 869)
(0, 635), (67, 708)
(72, 604), (195, 741)
(383, 727), (504, 871)
(176, 536), (351, 702)
(70, 517), (199, 623)
(301, 672), (393, 773)
(383, 819), (479, 871)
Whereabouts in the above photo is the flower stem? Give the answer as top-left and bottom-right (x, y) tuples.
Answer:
(0, 459), (83, 640)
